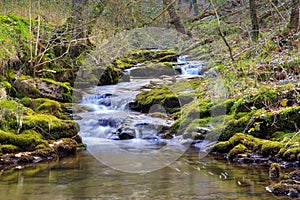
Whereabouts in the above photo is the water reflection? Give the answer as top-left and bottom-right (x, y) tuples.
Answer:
(0, 150), (277, 200)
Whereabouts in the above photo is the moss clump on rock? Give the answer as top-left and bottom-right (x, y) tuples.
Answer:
(261, 141), (284, 157)
(20, 97), (70, 120)
(212, 132), (300, 162)
(14, 77), (73, 102)
(228, 144), (248, 159)
(0, 144), (19, 153)
(0, 130), (47, 152)
(22, 114), (79, 140)
(132, 85), (182, 113)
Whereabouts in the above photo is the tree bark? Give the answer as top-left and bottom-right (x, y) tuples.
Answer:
(249, 0), (259, 42)
(289, 0), (300, 33)
(163, 0), (186, 34)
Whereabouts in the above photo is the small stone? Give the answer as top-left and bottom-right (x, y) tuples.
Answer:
(289, 170), (300, 181)
(288, 188), (299, 198)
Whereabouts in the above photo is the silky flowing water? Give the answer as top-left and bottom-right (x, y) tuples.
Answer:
(0, 65), (281, 199)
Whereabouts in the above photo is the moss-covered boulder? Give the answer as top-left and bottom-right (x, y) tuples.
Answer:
(21, 114), (79, 140)
(20, 97), (70, 120)
(14, 77), (72, 102)
(212, 132), (300, 163)
(0, 130), (47, 153)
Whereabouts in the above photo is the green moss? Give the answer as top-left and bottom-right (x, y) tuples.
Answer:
(217, 115), (251, 141)
(212, 133), (262, 154)
(134, 85), (181, 113)
(232, 87), (278, 112)
(0, 81), (12, 91)
(0, 99), (27, 132)
(211, 141), (231, 153)
(261, 141), (284, 157)
(128, 49), (177, 63)
(0, 14), (32, 60)
(0, 130), (47, 151)
(228, 144), (248, 159)
(281, 147), (300, 162)
(0, 144), (19, 153)
(20, 98), (69, 120)
(22, 114), (79, 140)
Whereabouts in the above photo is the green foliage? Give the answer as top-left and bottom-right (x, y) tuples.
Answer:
(0, 14), (32, 60)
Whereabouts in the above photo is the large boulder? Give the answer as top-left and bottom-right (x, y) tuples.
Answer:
(14, 77), (72, 102)
(128, 63), (178, 78)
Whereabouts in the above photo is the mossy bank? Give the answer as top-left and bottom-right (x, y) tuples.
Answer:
(0, 14), (86, 170)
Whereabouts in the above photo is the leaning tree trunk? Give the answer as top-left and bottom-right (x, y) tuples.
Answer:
(163, 0), (186, 34)
(249, 0), (259, 42)
(288, 0), (300, 34)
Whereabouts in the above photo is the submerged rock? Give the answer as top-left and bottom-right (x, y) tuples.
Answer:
(269, 163), (281, 180)
(289, 170), (300, 181)
(267, 170), (300, 198)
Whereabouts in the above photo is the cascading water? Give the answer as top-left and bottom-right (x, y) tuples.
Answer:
(176, 56), (204, 76)
(77, 79), (173, 142)
(74, 54), (211, 172)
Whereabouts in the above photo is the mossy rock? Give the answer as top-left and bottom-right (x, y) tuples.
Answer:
(228, 144), (248, 159)
(281, 147), (300, 162)
(0, 130), (47, 152)
(246, 106), (300, 139)
(217, 115), (251, 141)
(20, 97), (69, 120)
(132, 85), (182, 113)
(14, 77), (73, 102)
(21, 114), (79, 140)
(0, 144), (19, 153)
(125, 49), (177, 63)
(260, 141), (284, 157)
(212, 133), (260, 154)
(51, 138), (78, 158)
(211, 141), (231, 153)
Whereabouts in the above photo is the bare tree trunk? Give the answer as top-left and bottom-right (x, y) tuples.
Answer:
(163, 0), (186, 34)
(289, 0), (300, 33)
(249, 0), (259, 42)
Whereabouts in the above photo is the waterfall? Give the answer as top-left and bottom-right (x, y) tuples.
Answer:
(77, 79), (171, 141)
(176, 56), (203, 76)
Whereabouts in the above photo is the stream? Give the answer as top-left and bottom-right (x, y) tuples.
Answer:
(0, 60), (279, 199)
